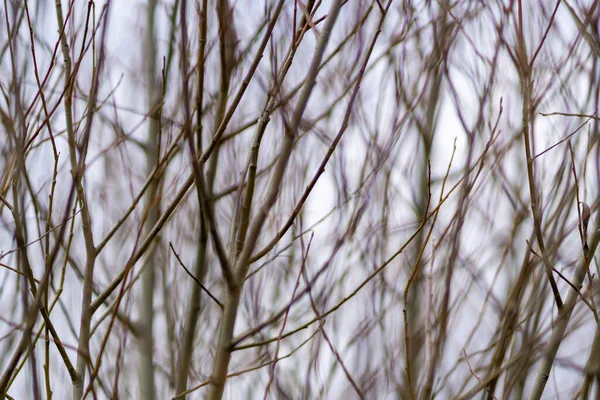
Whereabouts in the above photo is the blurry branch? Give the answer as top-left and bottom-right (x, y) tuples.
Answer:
(420, 9), (465, 400)
(90, 0), (286, 312)
(229, 0), (344, 263)
(94, 128), (183, 254)
(207, 1), (344, 397)
(75, 0), (113, 395)
(515, 0), (563, 309)
(180, 0), (235, 287)
(175, 0), (210, 394)
(301, 240), (366, 400)
(580, 322), (600, 397)
(265, 233), (314, 397)
(404, 139), (457, 399)
(569, 143), (597, 302)
(233, 115), (503, 349)
(4, 159), (78, 397)
(247, 6), (381, 263)
(244, 195), (352, 283)
(0, 1), (86, 397)
(528, 202), (599, 400)
(527, 245), (598, 320)
(232, 201), (430, 351)
(4, 0), (600, 397)
(4, 208), (89, 394)
(483, 232), (535, 400)
(220, 2), (374, 145)
(464, 349), (497, 400)
(229, 0), (294, 266)
(458, 339), (541, 400)
(204, 0), (237, 195)
(138, 0), (162, 397)
(563, 0), (600, 57)
(550, 265), (596, 318)
(55, 0), (106, 395)
(232, 175), (467, 350)
(89, 268), (144, 338)
(0, 209), (81, 259)
(172, 328), (320, 400)
(0, 177), (79, 397)
(0, 265), (63, 397)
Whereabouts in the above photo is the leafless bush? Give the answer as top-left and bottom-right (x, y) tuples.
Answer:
(1, 1), (600, 399)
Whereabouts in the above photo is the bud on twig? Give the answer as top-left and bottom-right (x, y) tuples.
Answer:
(580, 201), (590, 254)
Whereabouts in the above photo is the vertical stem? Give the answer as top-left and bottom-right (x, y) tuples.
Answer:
(174, 2), (209, 393)
(517, 0), (563, 310)
(139, 0), (161, 398)
(207, 1), (343, 398)
(54, 1), (98, 398)
(55, 0), (111, 396)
